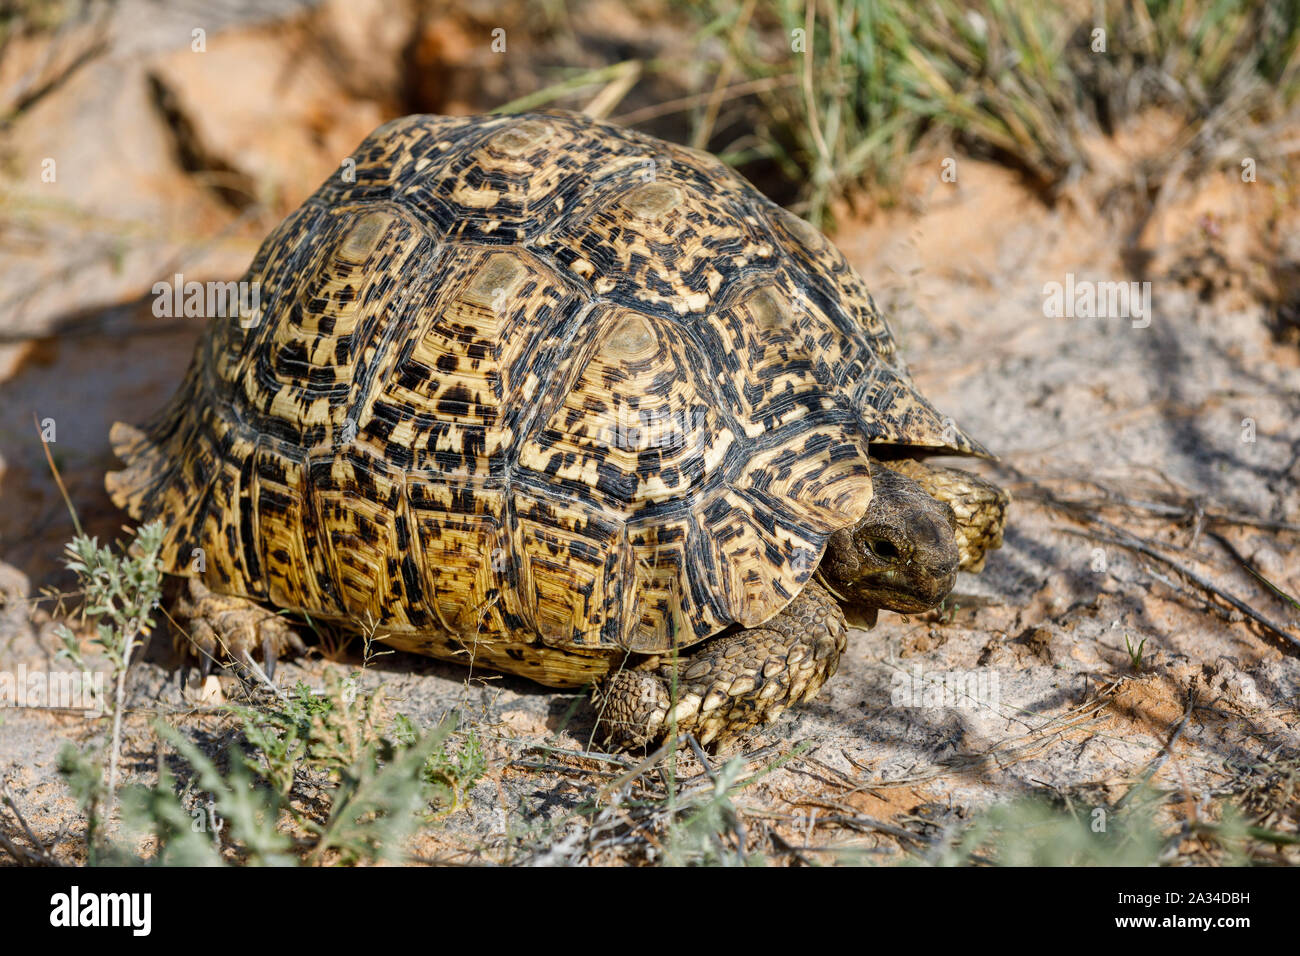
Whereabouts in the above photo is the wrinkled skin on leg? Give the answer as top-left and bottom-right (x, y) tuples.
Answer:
(597, 580), (847, 749)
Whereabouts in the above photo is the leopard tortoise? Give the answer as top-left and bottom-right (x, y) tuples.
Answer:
(107, 111), (1008, 748)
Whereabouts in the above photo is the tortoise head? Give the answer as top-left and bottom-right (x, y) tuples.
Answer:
(819, 464), (959, 613)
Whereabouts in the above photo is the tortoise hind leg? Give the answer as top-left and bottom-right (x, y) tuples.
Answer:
(174, 579), (306, 679)
(597, 580), (847, 749)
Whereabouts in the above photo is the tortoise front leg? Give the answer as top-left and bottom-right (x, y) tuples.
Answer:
(597, 580), (847, 749)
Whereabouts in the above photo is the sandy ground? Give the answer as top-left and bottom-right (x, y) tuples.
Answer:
(1, 1), (1297, 864)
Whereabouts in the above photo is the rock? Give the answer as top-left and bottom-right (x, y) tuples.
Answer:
(195, 674), (225, 706)
(1205, 656), (1267, 711)
(0, 561), (29, 600)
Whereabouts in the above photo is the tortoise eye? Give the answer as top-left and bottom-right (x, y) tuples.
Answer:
(868, 538), (900, 561)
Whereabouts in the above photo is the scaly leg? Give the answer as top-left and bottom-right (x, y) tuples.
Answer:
(597, 580), (846, 749)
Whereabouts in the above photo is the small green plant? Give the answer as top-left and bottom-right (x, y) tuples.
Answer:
(220, 670), (487, 862)
(926, 780), (1299, 867)
(1125, 633), (1148, 672)
(108, 672), (482, 865)
(46, 520), (484, 865)
(228, 679), (339, 800)
(123, 723), (296, 866)
(928, 794), (1168, 866)
(392, 712), (488, 815)
(53, 521), (165, 860)
(663, 755), (765, 866)
(934, 597), (960, 625)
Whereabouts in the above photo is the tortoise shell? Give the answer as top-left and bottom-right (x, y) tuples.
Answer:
(107, 111), (985, 684)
